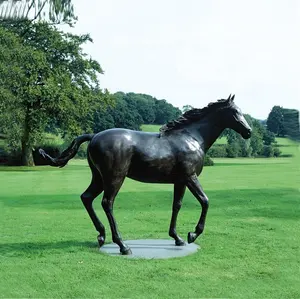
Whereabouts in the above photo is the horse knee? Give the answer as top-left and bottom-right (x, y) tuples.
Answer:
(101, 198), (112, 212)
(81, 192), (91, 204)
(201, 196), (209, 210)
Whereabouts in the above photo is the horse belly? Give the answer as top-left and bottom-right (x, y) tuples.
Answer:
(127, 153), (176, 183)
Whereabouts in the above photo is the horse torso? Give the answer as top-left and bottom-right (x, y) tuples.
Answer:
(89, 128), (205, 184)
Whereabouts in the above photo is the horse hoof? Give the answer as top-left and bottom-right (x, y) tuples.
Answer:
(120, 247), (132, 255)
(187, 232), (197, 244)
(175, 239), (186, 246)
(97, 235), (105, 247)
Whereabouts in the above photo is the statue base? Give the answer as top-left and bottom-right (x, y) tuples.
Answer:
(99, 239), (199, 259)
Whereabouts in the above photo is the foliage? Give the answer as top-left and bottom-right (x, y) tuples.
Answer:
(263, 129), (276, 145)
(92, 92), (181, 133)
(182, 104), (194, 113)
(154, 99), (181, 124)
(267, 106), (300, 140)
(127, 93), (156, 124)
(266, 107), (279, 136)
(0, 22), (112, 165)
(220, 115), (280, 158)
(93, 108), (115, 133)
(283, 108), (300, 140)
(207, 144), (227, 158)
(112, 92), (144, 130)
(0, 0), (76, 26)
(273, 146), (281, 157)
(266, 106), (285, 136)
(204, 155), (214, 166)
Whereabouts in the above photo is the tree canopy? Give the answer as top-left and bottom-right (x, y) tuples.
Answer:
(267, 106), (285, 137)
(0, 22), (111, 165)
(267, 105), (300, 140)
(0, 0), (76, 25)
(93, 92), (181, 133)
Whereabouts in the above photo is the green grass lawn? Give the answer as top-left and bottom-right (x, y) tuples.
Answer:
(1, 140), (299, 298)
(141, 124), (161, 132)
(275, 137), (299, 156)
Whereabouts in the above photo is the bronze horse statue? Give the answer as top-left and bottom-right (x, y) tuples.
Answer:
(40, 94), (252, 255)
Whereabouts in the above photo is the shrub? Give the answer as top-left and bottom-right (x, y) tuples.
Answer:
(226, 143), (240, 158)
(273, 147), (281, 157)
(261, 145), (274, 157)
(208, 144), (227, 157)
(204, 155), (214, 166)
(0, 148), (22, 166)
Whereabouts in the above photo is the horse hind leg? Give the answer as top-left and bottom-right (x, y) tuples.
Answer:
(101, 176), (131, 255)
(169, 183), (186, 246)
(81, 159), (105, 247)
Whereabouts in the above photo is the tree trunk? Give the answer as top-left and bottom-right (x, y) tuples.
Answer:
(21, 140), (34, 166)
(21, 109), (34, 166)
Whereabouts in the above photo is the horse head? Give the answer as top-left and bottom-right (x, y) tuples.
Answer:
(218, 94), (252, 139)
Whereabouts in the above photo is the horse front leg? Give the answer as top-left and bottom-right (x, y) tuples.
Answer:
(186, 174), (209, 243)
(169, 183), (186, 246)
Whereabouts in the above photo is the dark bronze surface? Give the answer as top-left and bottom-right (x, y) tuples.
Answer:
(40, 94), (252, 255)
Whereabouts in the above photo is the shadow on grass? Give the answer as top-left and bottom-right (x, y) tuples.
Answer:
(0, 240), (98, 257)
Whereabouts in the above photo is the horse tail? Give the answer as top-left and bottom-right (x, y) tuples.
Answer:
(39, 134), (94, 168)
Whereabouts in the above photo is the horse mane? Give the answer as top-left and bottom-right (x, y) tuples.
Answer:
(159, 97), (234, 136)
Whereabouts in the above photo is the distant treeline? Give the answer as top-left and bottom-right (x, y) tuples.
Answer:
(92, 92), (182, 132)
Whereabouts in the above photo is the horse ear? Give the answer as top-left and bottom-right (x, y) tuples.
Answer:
(227, 94), (232, 101)
(231, 94), (235, 102)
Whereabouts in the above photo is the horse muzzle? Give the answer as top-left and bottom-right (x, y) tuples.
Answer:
(242, 128), (252, 139)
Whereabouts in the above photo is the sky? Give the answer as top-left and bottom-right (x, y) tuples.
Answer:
(62, 0), (299, 120)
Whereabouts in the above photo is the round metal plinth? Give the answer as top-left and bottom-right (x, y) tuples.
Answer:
(99, 239), (199, 259)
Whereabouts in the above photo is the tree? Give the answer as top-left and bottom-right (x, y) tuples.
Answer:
(0, 0), (76, 26)
(93, 108), (115, 133)
(110, 93), (143, 130)
(226, 132), (241, 158)
(267, 106), (285, 137)
(223, 114), (279, 157)
(127, 93), (156, 124)
(182, 105), (194, 113)
(263, 130), (276, 146)
(97, 92), (182, 131)
(283, 108), (300, 140)
(0, 23), (111, 165)
(154, 99), (181, 124)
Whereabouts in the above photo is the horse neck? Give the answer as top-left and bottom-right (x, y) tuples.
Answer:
(186, 115), (224, 153)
